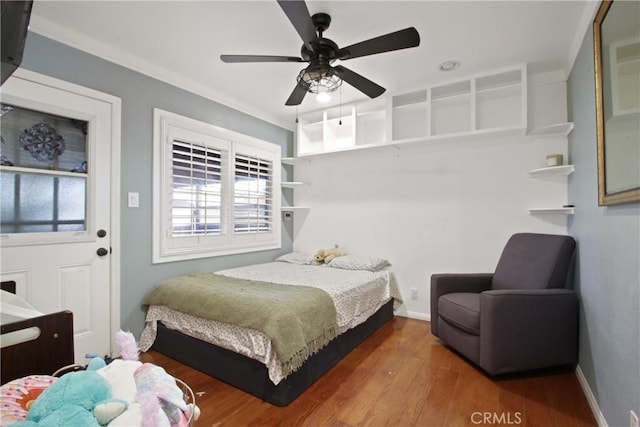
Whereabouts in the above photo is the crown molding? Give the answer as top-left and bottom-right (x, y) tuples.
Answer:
(27, 14), (295, 132)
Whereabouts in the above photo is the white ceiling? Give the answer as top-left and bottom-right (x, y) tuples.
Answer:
(28, 1), (597, 129)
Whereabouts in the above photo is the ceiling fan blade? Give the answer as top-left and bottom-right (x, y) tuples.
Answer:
(277, 0), (317, 51)
(220, 55), (305, 63)
(285, 82), (308, 106)
(337, 27), (420, 60)
(334, 65), (385, 99)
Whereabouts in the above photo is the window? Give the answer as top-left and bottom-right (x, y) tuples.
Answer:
(153, 109), (281, 263)
(0, 103), (88, 236)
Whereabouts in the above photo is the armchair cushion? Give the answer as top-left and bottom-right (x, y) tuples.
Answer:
(437, 293), (480, 335)
(492, 233), (576, 290)
(430, 273), (492, 336)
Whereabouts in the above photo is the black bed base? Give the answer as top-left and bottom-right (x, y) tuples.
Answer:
(152, 299), (394, 406)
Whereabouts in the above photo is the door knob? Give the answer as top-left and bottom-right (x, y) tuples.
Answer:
(97, 248), (109, 257)
(97, 229), (107, 238)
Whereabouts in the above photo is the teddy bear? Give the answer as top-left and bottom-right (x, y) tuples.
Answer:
(313, 244), (346, 264)
(11, 357), (127, 427)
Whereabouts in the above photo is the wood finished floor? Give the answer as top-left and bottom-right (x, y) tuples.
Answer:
(140, 317), (597, 427)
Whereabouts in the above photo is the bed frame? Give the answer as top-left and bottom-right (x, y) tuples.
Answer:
(1, 281), (75, 385)
(151, 299), (394, 406)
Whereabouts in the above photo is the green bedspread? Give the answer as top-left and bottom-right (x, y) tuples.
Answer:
(143, 273), (339, 376)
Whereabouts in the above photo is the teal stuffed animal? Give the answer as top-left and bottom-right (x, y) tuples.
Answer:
(10, 358), (127, 427)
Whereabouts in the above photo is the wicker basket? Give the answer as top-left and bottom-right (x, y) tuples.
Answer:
(53, 364), (197, 425)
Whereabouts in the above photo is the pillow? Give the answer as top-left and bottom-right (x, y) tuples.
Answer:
(275, 251), (313, 265)
(328, 255), (391, 272)
(1, 375), (57, 424)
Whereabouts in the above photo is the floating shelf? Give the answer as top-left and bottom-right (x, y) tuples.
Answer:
(281, 181), (306, 188)
(528, 165), (575, 176)
(281, 206), (310, 212)
(528, 207), (575, 215)
(528, 122), (574, 137)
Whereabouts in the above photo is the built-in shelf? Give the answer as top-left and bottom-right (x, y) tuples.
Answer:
(528, 207), (575, 215)
(528, 122), (574, 137)
(281, 181), (306, 188)
(296, 64), (527, 158)
(528, 165), (575, 176)
(280, 179), (308, 213)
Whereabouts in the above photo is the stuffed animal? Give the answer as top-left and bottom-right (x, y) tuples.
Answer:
(134, 363), (200, 427)
(313, 244), (346, 264)
(11, 358), (127, 427)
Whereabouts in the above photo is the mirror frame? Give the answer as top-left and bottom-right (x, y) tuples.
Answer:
(593, 0), (640, 205)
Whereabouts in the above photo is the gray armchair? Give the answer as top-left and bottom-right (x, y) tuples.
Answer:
(430, 233), (578, 375)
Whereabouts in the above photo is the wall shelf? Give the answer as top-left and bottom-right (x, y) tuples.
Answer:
(281, 181), (306, 188)
(296, 64), (527, 158)
(281, 206), (309, 212)
(528, 207), (575, 215)
(528, 122), (574, 137)
(528, 165), (575, 176)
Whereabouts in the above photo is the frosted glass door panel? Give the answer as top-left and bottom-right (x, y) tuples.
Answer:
(0, 104), (88, 234)
(0, 171), (86, 233)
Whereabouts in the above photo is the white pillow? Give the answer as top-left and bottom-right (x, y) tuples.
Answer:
(328, 255), (391, 272)
(275, 251), (314, 265)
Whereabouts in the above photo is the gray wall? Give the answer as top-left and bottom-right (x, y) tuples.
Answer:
(20, 32), (294, 337)
(568, 26), (640, 427)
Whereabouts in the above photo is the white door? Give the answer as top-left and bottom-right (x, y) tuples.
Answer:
(0, 70), (120, 363)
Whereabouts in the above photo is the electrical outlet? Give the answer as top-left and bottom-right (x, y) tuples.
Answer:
(410, 288), (418, 300)
(631, 410), (639, 427)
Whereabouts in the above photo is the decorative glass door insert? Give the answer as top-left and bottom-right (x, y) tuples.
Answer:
(0, 103), (88, 233)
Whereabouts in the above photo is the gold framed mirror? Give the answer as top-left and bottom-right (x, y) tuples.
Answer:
(593, 0), (640, 206)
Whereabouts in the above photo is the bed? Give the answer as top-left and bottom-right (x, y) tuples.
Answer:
(1, 281), (74, 385)
(140, 253), (402, 406)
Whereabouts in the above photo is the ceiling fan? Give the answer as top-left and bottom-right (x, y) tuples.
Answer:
(220, 0), (420, 106)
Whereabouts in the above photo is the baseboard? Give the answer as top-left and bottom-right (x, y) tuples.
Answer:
(575, 365), (608, 427)
(398, 311), (430, 322)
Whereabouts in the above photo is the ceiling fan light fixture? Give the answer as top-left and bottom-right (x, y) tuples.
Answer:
(297, 66), (342, 95)
(316, 91), (332, 103)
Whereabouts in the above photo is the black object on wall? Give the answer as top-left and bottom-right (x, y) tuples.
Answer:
(1, 0), (33, 86)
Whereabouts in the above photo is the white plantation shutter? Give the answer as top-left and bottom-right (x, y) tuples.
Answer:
(171, 140), (224, 237)
(153, 108), (281, 263)
(234, 153), (273, 234)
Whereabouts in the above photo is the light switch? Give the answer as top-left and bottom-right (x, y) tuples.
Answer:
(128, 192), (140, 208)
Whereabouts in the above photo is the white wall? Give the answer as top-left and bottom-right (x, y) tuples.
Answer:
(292, 72), (571, 319)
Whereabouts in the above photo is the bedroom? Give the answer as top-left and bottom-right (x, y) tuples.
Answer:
(0, 1), (638, 426)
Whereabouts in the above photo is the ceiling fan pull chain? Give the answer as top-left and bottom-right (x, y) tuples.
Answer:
(339, 87), (342, 126)
(295, 106), (299, 124)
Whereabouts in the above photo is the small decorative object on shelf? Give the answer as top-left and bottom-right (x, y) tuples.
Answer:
(0, 154), (13, 166)
(19, 122), (66, 162)
(546, 154), (563, 167)
(71, 161), (88, 173)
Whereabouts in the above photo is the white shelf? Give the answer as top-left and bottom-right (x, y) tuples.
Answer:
(528, 122), (574, 137)
(281, 181), (306, 188)
(528, 165), (575, 176)
(528, 207), (575, 215)
(297, 64), (526, 158)
(281, 206), (310, 211)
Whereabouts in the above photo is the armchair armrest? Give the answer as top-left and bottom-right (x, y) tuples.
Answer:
(430, 273), (493, 336)
(479, 289), (578, 375)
